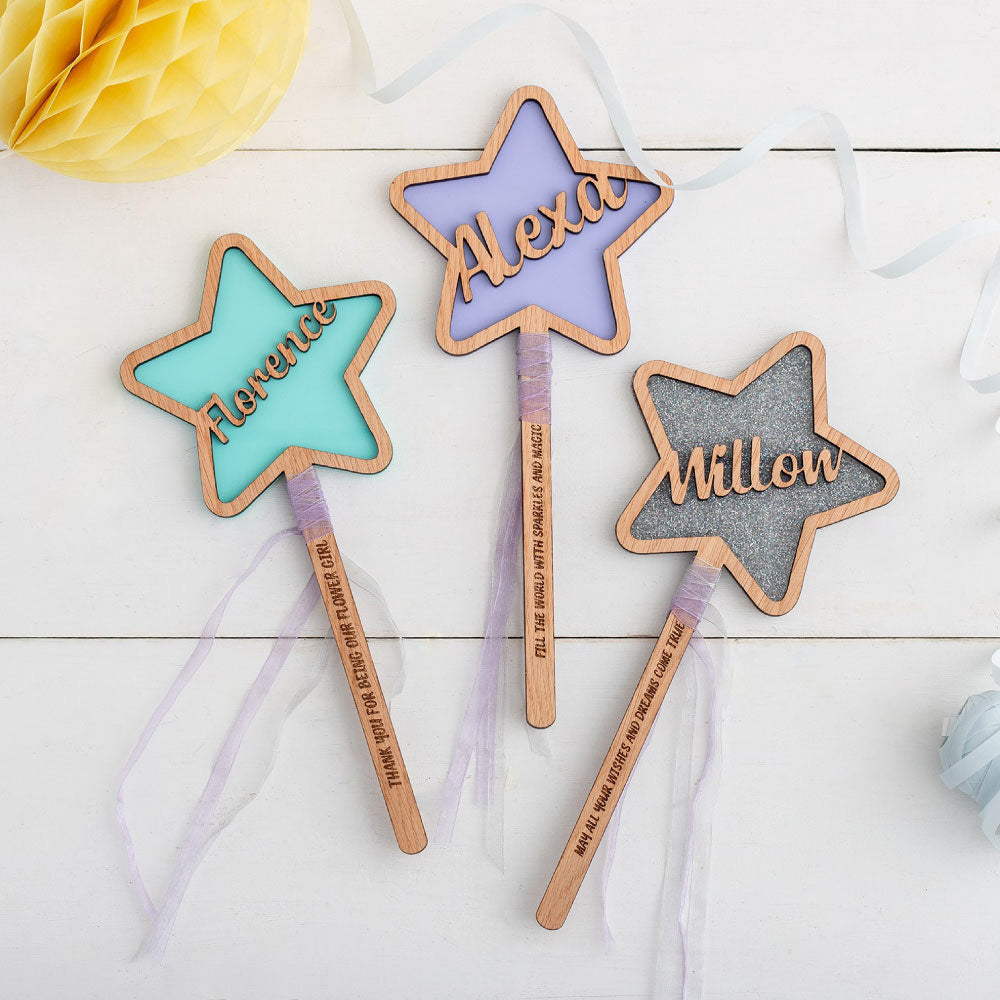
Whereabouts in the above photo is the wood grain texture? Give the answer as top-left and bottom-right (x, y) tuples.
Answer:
(300, 524), (427, 854)
(388, 85), (674, 357)
(120, 233), (395, 517)
(521, 418), (555, 727)
(616, 331), (900, 616)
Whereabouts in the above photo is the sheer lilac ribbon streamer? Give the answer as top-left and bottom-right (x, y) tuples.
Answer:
(666, 561), (725, 1000)
(120, 470), (397, 958)
(434, 439), (521, 859)
(141, 575), (319, 958)
(601, 779), (626, 950)
(117, 527), (322, 957)
(435, 333), (552, 862)
(674, 649), (722, 995)
(600, 558), (723, 1000)
(117, 527), (299, 920)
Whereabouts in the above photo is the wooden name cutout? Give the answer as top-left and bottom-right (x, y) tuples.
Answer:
(666, 436), (843, 503)
(455, 170), (628, 303)
(199, 300), (337, 443)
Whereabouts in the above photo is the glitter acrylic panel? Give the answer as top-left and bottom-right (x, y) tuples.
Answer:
(632, 346), (886, 601)
(617, 332), (899, 616)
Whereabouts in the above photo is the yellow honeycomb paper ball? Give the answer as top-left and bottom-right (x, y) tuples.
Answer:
(0, 0), (310, 182)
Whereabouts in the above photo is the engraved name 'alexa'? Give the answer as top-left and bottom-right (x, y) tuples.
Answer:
(199, 300), (336, 443)
(666, 436), (842, 503)
(452, 170), (627, 302)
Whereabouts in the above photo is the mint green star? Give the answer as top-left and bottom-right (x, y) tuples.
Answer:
(121, 236), (393, 513)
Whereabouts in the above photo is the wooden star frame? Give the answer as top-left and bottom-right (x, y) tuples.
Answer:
(120, 233), (394, 517)
(388, 84), (674, 356)
(616, 331), (900, 615)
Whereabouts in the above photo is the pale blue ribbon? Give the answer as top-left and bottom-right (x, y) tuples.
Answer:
(340, 0), (1000, 403)
(434, 438), (522, 864)
(435, 334), (554, 867)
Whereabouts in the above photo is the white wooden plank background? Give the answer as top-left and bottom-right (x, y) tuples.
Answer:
(262, 0), (1000, 151)
(2, 1), (999, 997)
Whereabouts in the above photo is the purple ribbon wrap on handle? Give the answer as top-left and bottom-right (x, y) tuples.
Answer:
(288, 467), (334, 541)
(517, 332), (552, 424)
(435, 332), (552, 862)
(670, 558), (721, 629)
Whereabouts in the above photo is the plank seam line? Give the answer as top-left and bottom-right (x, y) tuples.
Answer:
(1, 635), (996, 642)
(235, 146), (1000, 154)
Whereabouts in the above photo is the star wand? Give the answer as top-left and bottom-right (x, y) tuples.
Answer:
(538, 332), (898, 928)
(121, 234), (427, 855)
(391, 86), (673, 729)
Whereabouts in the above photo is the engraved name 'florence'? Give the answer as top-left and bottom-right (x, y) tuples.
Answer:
(665, 436), (842, 503)
(199, 299), (337, 443)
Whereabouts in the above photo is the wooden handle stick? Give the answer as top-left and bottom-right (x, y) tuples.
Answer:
(518, 322), (556, 729)
(537, 549), (723, 929)
(289, 465), (427, 855)
(520, 418), (555, 727)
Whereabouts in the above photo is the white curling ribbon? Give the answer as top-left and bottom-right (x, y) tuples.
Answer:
(340, 0), (1000, 408)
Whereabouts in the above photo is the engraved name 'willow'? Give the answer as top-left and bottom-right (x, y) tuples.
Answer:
(199, 300), (336, 443)
(454, 170), (627, 302)
(666, 436), (842, 503)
